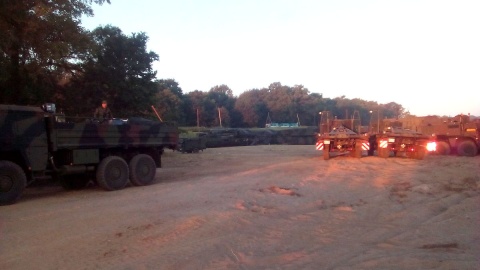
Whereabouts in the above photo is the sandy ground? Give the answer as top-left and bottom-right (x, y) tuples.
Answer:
(1, 145), (479, 270)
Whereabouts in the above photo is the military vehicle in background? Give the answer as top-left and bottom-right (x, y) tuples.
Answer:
(178, 126), (317, 148)
(372, 121), (433, 159)
(368, 111), (434, 160)
(315, 111), (370, 160)
(268, 126), (317, 145)
(0, 103), (179, 205)
(178, 132), (207, 153)
(388, 114), (480, 157)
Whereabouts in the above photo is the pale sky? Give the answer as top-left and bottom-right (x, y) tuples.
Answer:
(81, 0), (480, 116)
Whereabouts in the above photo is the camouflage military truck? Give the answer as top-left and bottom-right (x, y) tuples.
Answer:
(0, 103), (179, 205)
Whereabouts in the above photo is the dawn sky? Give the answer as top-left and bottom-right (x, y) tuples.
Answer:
(81, 0), (480, 116)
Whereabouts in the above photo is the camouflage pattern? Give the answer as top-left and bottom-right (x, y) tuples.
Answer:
(0, 105), (49, 172)
(1, 104), (179, 205)
(270, 126), (318, 145)
(52, 117), (178, 156)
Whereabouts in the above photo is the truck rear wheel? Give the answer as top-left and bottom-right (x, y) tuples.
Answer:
(129, 154), (157, 186)
(0, 161), (27, 205)
(96, 156), (129, 191)
(457, 141), (477, 157)
(435, 141), (450, 155)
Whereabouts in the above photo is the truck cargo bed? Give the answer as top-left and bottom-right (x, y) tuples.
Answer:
(52, 118), (178, 150)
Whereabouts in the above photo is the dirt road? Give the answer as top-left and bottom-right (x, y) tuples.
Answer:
(1, 145), (479, 269)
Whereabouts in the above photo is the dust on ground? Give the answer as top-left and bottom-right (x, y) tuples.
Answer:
(1, 145), (479, 269)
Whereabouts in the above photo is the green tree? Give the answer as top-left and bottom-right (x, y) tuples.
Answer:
(236, 89), (268, 127)
(383, 102), (405, 119)
(0, 0), (110, 104)
(186, 90), (208, 127)
(154, 79), (184, 122)
(300, 92), (323, 126)
(208, 84), (233, 127)
(63, 25), (159, 117)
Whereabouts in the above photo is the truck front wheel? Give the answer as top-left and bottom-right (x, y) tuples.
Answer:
(129, 154), (157, 186)
(96, 156), (129, 191)
(0, 161), (27, 205)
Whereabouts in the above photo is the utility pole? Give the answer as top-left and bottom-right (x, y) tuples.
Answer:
(217, 107), (222, 127)
(196, 108), (199, 127)
(377, 110), (380, 133)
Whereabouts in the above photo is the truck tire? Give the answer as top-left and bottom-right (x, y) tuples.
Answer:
(435, 141), (451, 155)
(96, 156), (129, 191)
(323, 144), (330, 160)
(0, 161), (27, 205)
(368, 135), (376, 156)
(457, 141), (477, 157)
(379, 148), (389, 158)
(129, 154), (157, 186)
(354, 143), (363, 158)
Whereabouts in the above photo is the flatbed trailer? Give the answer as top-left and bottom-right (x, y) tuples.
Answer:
(316, 126), (370, 160)
(373, 126), (433, 159)
(316, 110), (370, 160)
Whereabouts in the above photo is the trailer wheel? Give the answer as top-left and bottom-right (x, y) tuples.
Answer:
(404, 151), (414, 159)
(435, 141), (451, 155)
(129, 154), (157, 186)
(378, 148), (384, 158)
(354, 143), (363, 158)
(378, 148), (389, 158)
(368, 135), (376, 156)
(0, 161), (27, 205)
(323, 144), (330, 160)
(96, 156), (129, 191)
(457, 141), (477, 157)
(349, 148), (357, 157)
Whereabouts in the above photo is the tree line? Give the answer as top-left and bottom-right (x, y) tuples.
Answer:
(0, 0), (405, 128)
